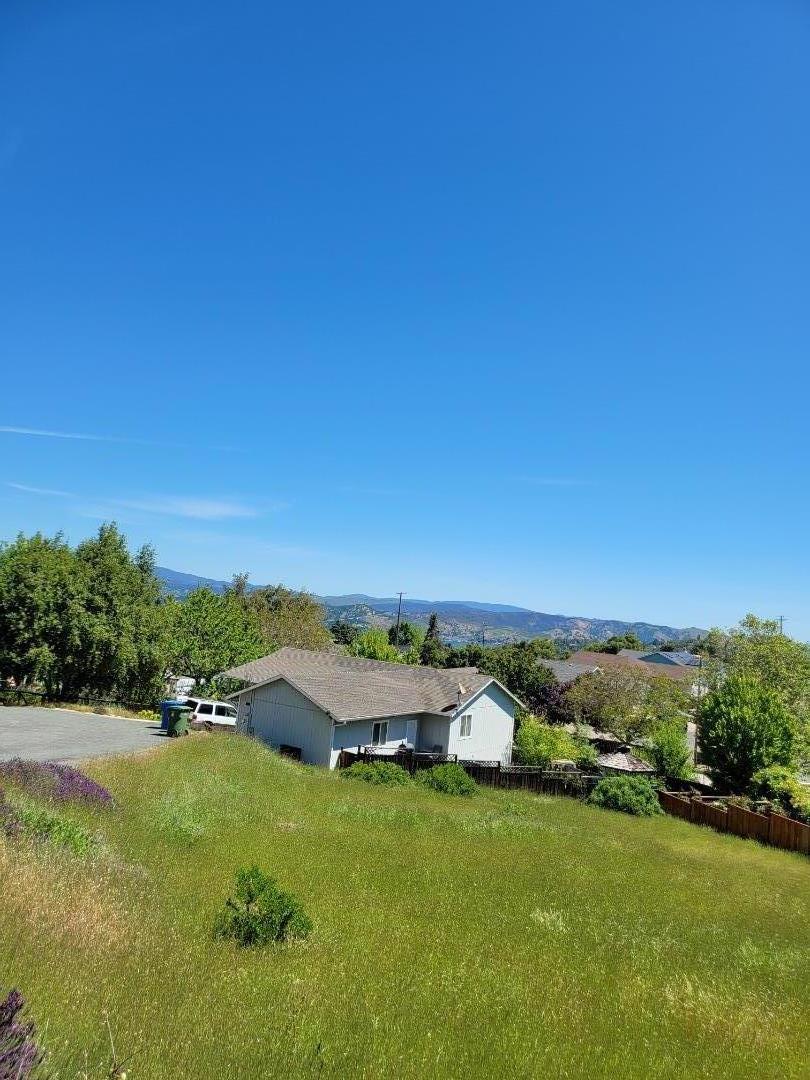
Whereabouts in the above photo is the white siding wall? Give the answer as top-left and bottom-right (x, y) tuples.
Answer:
(236, 678), (333, 767)
(418, 715), (451, 753)
(329, 713), (421, 769)
(446, 683), (515, 764)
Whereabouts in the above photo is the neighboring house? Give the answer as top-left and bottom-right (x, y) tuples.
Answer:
(568, 650), (699, 686)
(538, 658), (599, 685)
(222, 647), (522, 768)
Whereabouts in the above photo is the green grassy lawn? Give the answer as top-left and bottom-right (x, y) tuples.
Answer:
(1, 736), (808, 1079)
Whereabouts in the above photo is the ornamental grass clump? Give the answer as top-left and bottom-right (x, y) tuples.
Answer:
(0, 759), (113, 808)
(213, 866), (312, 947)
(416, 763), (477, 797)
(340, 761), (412, 786)
(0, 988), (44, 1079)
(587, 775), (662, 817)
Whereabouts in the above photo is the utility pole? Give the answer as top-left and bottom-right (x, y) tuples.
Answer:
(778, 615), (786, 635)
(393, 592), (404, 648)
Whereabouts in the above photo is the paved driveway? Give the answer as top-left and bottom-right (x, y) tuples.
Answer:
(0, 707), (165, 763)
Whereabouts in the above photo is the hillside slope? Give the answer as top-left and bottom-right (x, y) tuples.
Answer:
(1, 737), (806, 1079)
(155, 566), (703, 645)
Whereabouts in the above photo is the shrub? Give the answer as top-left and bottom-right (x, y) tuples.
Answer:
(416, 763), (477, 797)
(11, 797), (97, 856)
(700, 675), (795, 792)
(340, 761), (412, 786)
(587, 776), (662, 817)
(213, 866), (312, 947)
(513, 717), (596, 768)
(0, 759), (113, 807)
(0, 988), (43, 1080)
(750, 766), (810, 824)
(642, 722), (693, 780)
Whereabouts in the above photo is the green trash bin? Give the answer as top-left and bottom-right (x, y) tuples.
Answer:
(166, 705), (191, 738)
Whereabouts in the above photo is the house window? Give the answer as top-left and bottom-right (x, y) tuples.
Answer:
(371, 720), (388, 746)
(460, 714), (472, 738)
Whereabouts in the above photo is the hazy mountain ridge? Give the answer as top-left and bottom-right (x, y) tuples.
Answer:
(155, 567), (703, 646)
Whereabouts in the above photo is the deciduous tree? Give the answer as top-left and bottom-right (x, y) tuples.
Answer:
(699, 674), (796, 792)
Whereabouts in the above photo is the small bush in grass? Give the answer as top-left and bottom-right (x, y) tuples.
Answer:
(213, 866), (312, 947)
(340, 761), (412, 786)
(416, 763), (477, 797)
(0, 988), (43, 1079)
(10, 797), (97, 856)
(587, 775), (662, 817)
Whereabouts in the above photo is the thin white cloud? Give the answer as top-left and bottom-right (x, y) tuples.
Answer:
(0, 425), (150, 444)
(116, 496), (258, 520)
(7, 482), (74, 498)
(6, 483), (263, 521)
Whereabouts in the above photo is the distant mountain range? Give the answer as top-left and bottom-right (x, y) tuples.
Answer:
(155, 566), (704, 647)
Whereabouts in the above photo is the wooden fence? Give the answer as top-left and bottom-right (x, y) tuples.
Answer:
(337, 748), (600, 799)
(659, 791), (809, 855)
(339, 749), (808, 856)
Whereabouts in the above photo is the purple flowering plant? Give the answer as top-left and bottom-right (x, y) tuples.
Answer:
(0, 989), (43, 1080)
(0, 759), (113, 808)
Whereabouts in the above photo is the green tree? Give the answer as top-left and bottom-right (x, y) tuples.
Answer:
(512, 717), (596, 767)
(443, 641), (558, 714)
(388, 620), (425, 650)
(330, 620), (360, 646)
(587, 632), (645, 654)
(0, 532), (87, 695)
(231, 581), (331, 652)
(703, 615), (810, 769)
(700, 674), (796, 792)
(0, 524), (166, 702)
(68, 524), (166, 701)
(165, 587), (265, 686)
(420, 613), (447, 667)
(567, 667), (691, 744)
(642, 722), (693, 779)
(347, 628), (407, 663)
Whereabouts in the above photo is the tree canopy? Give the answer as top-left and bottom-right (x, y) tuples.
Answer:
(0, 525), (166, 702)
(566, 666), (691, 744)
(700, 674), (796, 792)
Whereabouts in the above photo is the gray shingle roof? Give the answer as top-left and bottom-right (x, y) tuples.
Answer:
(595, 750), (655, 773)
(222, 647), (500, 721)
(540, 658), (599, 684)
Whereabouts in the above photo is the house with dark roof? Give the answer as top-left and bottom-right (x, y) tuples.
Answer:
(223, 647), (522, 768)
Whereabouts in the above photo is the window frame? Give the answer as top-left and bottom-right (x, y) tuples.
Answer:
(371, 720), (388, 746)
(459, 713), (473, 738)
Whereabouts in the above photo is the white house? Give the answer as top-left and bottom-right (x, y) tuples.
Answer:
(222, 647), (521, 768)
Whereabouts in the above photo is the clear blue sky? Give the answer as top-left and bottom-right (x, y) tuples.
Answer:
(1, 1), (808, 635)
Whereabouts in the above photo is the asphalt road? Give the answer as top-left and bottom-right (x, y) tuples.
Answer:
(0, 707), (166, 763)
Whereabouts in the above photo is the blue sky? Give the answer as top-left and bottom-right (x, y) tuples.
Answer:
(1, 1), (809, 635)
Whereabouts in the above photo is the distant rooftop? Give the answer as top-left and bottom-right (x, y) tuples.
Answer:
(540, 658), (599, 684)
